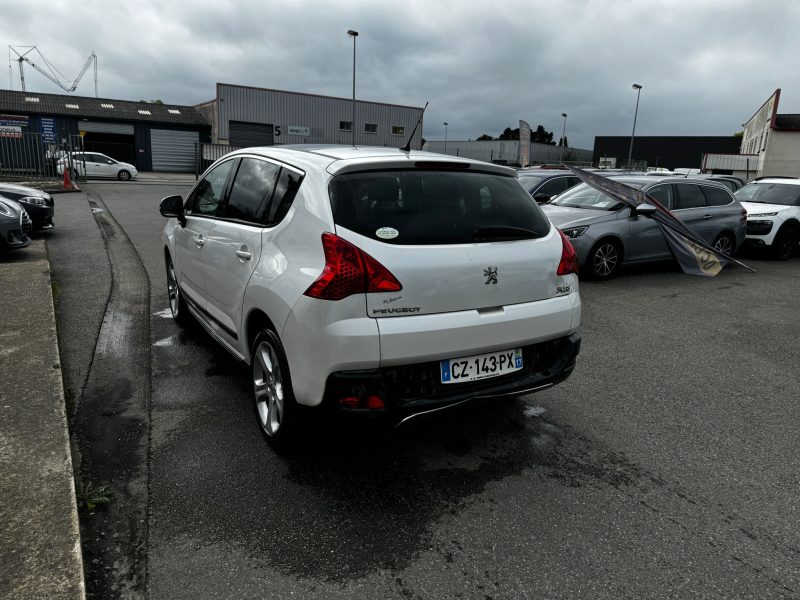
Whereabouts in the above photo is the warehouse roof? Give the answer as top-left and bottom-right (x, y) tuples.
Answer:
(0, 89), (209, 126)
(774, 114), (800, 131)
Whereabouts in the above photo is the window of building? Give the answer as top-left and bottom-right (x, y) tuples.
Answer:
(339, 121), (353, 131)
(24, 97), (40, 103)
(100, 103), (115, 109)
(138, 109), (152, 115)
(392, 125), (405, 136)
(168, 109), (181, 115)
(65, 104), (79, 109)
(364, 123), (378, 134)
(762, 130), (768, 151)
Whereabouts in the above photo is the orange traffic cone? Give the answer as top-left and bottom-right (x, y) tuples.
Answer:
(63, 164), (72, 189)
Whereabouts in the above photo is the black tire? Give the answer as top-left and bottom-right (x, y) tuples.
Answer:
(117, 169), (131, 181)
(165, 255), (192, 326)
(712, 232), (736, 257)
(771, 227), (798, 260)
(251, 328), (299, 449)
(586, 239), (622, 280)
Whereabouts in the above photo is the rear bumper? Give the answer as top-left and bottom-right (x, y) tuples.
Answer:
(321, 333), (581, 424)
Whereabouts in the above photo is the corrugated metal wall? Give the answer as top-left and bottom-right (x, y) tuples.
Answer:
(424, 140), (594, 165)
(77, 121), (135, 135)
(151, 129), (199, 172)
(216, 84), (424, 149)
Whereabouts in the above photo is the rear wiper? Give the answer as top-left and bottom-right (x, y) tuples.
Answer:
(472, 226), (541, 240)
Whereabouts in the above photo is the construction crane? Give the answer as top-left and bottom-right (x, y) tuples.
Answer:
(8, 45), (98, 97)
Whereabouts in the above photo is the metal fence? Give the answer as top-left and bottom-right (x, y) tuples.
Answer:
(0, 132), (85, 182)
(195, 142), (245, 179)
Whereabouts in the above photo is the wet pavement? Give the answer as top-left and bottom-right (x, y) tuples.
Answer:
(49, 181), (800, 599)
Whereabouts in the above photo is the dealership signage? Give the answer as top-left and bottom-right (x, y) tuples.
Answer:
(41, 117), (56, 143)
(0, 126), (22, 138)
(287, 125), (310, 136)
(0, 114), (29, 128)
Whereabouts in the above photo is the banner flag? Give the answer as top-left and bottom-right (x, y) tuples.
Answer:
(565, 166), (754, 276)
(518, 120), (531, 167)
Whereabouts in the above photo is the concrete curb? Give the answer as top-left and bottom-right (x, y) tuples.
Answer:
(0, 239), (86, 600)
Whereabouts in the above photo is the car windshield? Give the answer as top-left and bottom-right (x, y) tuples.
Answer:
(329, 169), (552, 245)
(548, 181), (642, 210)
(735, 182), (800, 206)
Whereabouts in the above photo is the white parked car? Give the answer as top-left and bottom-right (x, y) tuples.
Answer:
(159, 145), (582, 447)
(735, 177), (800, 259)
(57, 151), (138, 181)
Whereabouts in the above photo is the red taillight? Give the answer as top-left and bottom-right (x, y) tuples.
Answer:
(740, 206), (747, 222)
(556, 229), (579, 276)
(304, 233), (402, 300)
(338, 394), (385, 410)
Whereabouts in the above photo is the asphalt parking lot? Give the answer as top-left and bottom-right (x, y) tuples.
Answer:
(48, 181), (800, 599)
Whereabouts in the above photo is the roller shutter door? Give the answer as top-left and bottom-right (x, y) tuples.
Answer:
(78, 121), (134, 135)
(151, 129), (199, 172)
(229, 121), (274, 147)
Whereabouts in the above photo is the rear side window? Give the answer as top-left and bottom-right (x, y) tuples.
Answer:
(701, 185), (733, 207)
(675, 184), (706, 209)
(267, 168), (304, 225)
(222, 157), (280, 223)
(329, 170), (551, 245)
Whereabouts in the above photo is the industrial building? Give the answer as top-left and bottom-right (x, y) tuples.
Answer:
(734, 89), (800, 177)
(592, 136), (742, 171)
(0, 89), (211, 173)
(195, 83), (424, 149)
(424, 139), (593, 166)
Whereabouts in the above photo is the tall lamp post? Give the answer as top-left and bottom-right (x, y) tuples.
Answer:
(627, 83), (642, 169)
(559, 113), (568, 163)
(347, 29), (359, 147)
(443, 122), (448, 154)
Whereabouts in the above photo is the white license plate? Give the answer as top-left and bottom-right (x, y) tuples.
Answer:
(440, 348), (523, 384)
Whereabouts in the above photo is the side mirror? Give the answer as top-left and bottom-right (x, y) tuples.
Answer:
(160, 195), (185, 226)
(533, 192), (551, 204)
(635, 203), (657, 216)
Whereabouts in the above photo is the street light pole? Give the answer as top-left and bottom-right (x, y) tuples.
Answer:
(627, 83), (642, 169)
(443, 121), (448, 154)
(347, 29), (359, 147)
(559, 113), (567, 163)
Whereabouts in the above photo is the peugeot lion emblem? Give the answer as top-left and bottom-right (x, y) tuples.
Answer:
(484, 266), (498, 285)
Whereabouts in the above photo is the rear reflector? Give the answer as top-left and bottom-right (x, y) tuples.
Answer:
(304, 233), (402, 300)
(557, 229), (579, 276)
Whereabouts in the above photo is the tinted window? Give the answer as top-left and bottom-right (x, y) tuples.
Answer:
(187, 159), (235, 216)
(675, 184), (706, 209)
(537, 177), (571, 197)
(646, 184), (673, 209)
(710, 179), (736, 192)
(701, 185), (733, 207)
(267, 168), (304, 225)
(329, 170), (551, 245)
(223, 158), (280, 223)
(517, 175), (545, 193)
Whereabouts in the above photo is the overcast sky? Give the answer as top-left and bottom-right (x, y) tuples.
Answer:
(3, 0), (797, 149)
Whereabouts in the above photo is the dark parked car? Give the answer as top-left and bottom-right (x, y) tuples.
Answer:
(516, 169), (582, 203)
(542, 176), (747, 279)
(0, 183), (54, 230)
(0, 197), (32, 250)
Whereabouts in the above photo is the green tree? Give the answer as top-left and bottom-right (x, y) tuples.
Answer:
(476, 134), (495, 141)
(498, 127), (520, 140)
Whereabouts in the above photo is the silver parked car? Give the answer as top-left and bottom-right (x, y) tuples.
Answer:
(542, 176), (747, 279)
(160, 145), (582, 447)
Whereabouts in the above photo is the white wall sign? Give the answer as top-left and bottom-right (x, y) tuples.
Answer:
(288, 125), (310, 136)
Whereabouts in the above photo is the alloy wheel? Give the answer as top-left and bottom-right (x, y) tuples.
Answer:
(713, 235), (733, 256)
(253, 342), (284, 436)
(167, 262), (179, 317)
(593, 243), (619, 278)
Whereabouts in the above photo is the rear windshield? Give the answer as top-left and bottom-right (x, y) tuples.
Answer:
(328, 170), (551, 244)
(735, 182), (800, 206)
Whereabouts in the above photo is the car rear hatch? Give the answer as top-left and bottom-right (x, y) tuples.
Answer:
(327, 167), (563, 317)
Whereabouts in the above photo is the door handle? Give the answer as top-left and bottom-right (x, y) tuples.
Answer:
(194, 236), (205, 247)
(703, 214), (713, 219)
(235, 250), (252, 260)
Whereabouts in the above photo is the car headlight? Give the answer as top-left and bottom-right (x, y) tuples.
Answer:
(20, 196), (48, 206)
(0, 202), (14, 218)
(748, 212), (778, 217)
(561, 226), (588, 239)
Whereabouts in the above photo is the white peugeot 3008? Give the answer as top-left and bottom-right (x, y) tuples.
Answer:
(160, 145), (581, 447)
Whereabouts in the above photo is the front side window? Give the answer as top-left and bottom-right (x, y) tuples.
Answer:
(364, 123), (378, 134)
(329, 169), (551, 245)
(222, 158), (280, 223)
(187, 159), (236, 216)
(646, 184), (673, 210)
(537, 177), (571, 198)
(339, 121), (352, 131)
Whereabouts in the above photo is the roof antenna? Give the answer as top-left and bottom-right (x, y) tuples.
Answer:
(401, 101), (428, 153)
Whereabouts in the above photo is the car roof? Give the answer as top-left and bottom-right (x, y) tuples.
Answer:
(221, 144), (519, 178)
(750, 177), (800, 185)
(607, 175), (730, 187)
(517, 170), (571, 177)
